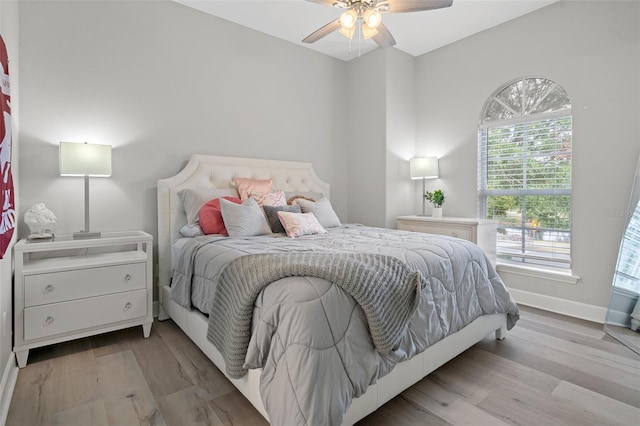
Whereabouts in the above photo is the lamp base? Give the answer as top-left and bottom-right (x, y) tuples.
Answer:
(73, 231), (101, 240)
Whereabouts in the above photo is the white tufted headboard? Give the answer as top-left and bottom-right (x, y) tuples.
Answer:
(157, 154), (331, 288)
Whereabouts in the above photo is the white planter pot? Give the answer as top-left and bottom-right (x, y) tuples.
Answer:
(432, 206), (443, 218)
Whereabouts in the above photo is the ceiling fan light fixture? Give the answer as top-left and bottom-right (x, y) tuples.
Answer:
(363, 9), (382, 29)
(339, 25), (356, 39)
(361, 23), (379, 40)
(339, 9), (358, 29)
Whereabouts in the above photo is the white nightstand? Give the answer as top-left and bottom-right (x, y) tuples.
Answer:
(397, 216), (497, 266)
(13, 231), (153, 367)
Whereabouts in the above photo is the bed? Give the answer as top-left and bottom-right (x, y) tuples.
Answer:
(157, 154), (519, 425)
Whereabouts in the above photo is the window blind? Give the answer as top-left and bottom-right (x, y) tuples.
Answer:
(478, 114), (572, 268)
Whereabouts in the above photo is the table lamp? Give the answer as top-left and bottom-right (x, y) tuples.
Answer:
(59, 141), (112, 239)
(410, 157), (439, 216)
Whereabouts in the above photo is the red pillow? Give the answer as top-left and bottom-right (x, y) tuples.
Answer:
(199, 196), (241, 235)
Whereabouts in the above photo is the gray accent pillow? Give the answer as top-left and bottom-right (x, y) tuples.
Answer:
(263, 205), (302, 234)
(294, 198), (342, 228)
(220, 197), (272, 237)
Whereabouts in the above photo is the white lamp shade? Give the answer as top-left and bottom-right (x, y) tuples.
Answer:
(59, 142), (112, 177)
(410, 157), (439, 179)
(361, 23), (379, 40)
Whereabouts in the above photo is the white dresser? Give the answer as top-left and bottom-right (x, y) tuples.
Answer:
(13, 231), (153, 367)
(397, 216), (497, 266)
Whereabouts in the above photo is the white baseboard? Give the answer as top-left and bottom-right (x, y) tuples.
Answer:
(605, 309), (631, 328)
(508, 288), (608, 324)
(0, 353), (18, 425)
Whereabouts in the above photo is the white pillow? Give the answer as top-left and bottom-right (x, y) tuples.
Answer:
(277, 211), (328, 238)
(178, 188), (239, 225)
(178, 224), (204, 238)
(294, 198), (341, 228)
(219, 197), (272, 237)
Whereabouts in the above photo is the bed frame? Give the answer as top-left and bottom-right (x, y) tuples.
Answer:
(157, 154), (508, 425)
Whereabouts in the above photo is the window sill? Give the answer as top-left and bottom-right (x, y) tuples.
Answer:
(496, 262), (581, 285)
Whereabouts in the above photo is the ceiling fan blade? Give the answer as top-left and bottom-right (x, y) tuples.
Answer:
(302, 19), (342, 44)
(305, 0), (349, 8)
(377, 0), (453, 13)
(372, 23), (396, 48)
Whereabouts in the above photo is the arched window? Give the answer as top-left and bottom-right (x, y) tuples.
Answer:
(478, 78), (572, 269)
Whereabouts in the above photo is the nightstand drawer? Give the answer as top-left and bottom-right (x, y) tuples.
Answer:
(24, 289), (147, 341)
(399, 222), (472, 240)
(24, 263), (146, 307)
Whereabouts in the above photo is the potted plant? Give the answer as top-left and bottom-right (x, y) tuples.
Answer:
(425, 189), (445, 218)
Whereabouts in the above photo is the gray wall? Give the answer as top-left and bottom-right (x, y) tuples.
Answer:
(18, 0), (349, 243)
(385, 48), (417, 228)
(346, 49), (387, 227)
(346, 48), (417, 228)
(415, 0), (640, 310)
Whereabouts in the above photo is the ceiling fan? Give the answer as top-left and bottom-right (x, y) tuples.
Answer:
(302, 0), (454, 48)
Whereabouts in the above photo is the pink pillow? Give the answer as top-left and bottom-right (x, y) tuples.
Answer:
(235, 178), (273, 200)
(199, 196), (241, 235)
(249, 190), (287, 207)
(277, 211), (328, 238)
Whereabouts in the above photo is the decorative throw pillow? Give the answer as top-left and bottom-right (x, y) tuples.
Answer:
(178, 224), (204, 238)
(219, 197), (272, 237)
(235, 178), (273, 200)
(178, 188), (239, 225)
(285, 192), (324, 205)
(199, 196), (242, 235)
(294, 197), (342, 228)
(263, 204), (301, 233)
(277, 211), (328, 238)
(249, 190), (287, 207)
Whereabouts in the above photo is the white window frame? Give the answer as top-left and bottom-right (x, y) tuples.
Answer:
(478, 78), (573, 272)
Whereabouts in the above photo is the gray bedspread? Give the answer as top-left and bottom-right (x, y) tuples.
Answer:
(170, 224), (519, 426)
(207, 252), (424, 378)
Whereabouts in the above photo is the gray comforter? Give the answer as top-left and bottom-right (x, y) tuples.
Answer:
(171, 224), (519, 426)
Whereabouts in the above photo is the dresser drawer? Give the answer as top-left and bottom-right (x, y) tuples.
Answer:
(24, 289), (147, 341)
(24, 263), (146, 307)
(399, 222), (473, 241)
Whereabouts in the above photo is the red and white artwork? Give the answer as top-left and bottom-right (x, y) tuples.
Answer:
(0, 35), (15, 258)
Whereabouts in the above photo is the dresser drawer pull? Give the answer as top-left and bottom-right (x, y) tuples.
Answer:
(44, 284), (55, 293)
(44, 316), (54, 326)
(451, 232), (458, 238)
(124, 302), (132, 311)
(123, 274), (132, 283)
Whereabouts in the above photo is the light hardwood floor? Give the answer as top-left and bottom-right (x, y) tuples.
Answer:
(6, 305), (640, 425)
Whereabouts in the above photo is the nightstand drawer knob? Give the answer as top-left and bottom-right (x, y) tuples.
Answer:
(44, 316), (54, 325)
(124, 302), (132, 311)
(451, 232), (458, 237)
(44, 284), (55, 293)
(123, 274), (132, 283)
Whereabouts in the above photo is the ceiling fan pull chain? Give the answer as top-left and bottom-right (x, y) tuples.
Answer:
(358, 22), (362, 57)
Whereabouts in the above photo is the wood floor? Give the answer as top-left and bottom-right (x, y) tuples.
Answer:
(6, 305), (640, 426)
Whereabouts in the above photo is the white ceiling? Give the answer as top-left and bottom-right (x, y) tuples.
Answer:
(173, 0), (558, 61)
